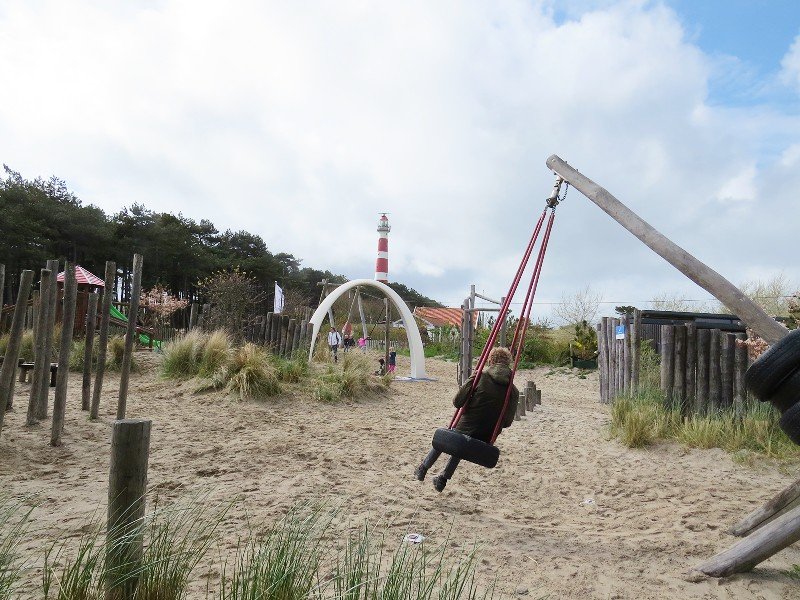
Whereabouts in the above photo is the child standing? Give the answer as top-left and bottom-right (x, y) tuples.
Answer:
(358, 337), (367, 354)
(387, 346), (397, 374)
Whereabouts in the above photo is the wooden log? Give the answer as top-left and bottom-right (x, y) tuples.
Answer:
(270, 312), (280, 352)
(625, 315), (633, 394)
(280, 315), (290, 356)
(546, 155), (788, 345)
(91, 261), (116, 420)
(734, 333), (748, 417)
(51, 263), (78, 446)
(721, 333), (736, 409)
(695, 328), (710, 414)
(606, 317), (615, 401)
(729, 478), (800, 537)
(609, 318), (618, 400)
(286, 319), (297, 357)
(299, 320), (308, 352)
(31, 290), (40, 343)
(0, 270), (34, 431)
(615, 319), (623, 396)
(597, 321), (608, 403)
(693, 503), (800, 577)
(631, 309), (641, 394)
(264, 313), (273, 346)
(519, 384), (526, 416)
(660, 325), (674, 408)
(292, 319), (301, 355)
(535, 388), (542, 405)
(685, 323), (697, 412)
(525, 381), (535, 411)
(117, 254), (143, 420)
(673, 324), (686, 411)
(188, 303), (198, 330)
(106, 418), (151, 600)
(26, 269), (52, 424)
(36, 259), (59, 419)
(81, 292), (99, 411)
(708, 329), (721, 411)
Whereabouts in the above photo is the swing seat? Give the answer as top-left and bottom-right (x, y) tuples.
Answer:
(431, 428), (500, 469)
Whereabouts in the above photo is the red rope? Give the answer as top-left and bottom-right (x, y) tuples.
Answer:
(490, 210), (556, 444)
(448, 208), (548, 429)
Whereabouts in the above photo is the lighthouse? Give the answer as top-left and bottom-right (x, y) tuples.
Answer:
(374, 213), (390, 283)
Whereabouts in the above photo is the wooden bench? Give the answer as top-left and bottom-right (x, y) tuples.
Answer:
(18, 362), (58, 387)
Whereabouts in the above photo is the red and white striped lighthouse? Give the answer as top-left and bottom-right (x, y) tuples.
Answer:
(374, 213), (390, 283)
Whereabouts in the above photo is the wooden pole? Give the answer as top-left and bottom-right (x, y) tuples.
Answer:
(729, 478), (800, 537)
(280, 315), (290, 356)
(597, 320), (608, 403)
(622, 315), (631, 395)
(0, 264), (4, 324)
(545, 155), (788, 345)
(696, 328), (710, 414)
(82, 292), (99, 411)
(91, 261), (116, 420)
(673, 324), (686, 413)
(660, 325), (674, 408)
(299, 320), (308, 352)
(692, 504), (800, 577)
(0, 270), (34, 432)
(606, 318), (615, 401)
(36, 259), (59, 419)
(117, 254), (143, 420)
(51, 263), (78, 446)
(270, 312), (280, 352)
(734, 333), (748, 417)
(26, 269), (52, 424)
(709, 329), (721, 411)
(106, 418), (151, 600)
(292, 319), (301, 355)
(685, 323), (697, 413)
(286, 319), (297, 357)
(263, 313), (273, 346)
(721, 333), (736, 409)
(188, 303), (198, 330)
(631, 309), (641, 394)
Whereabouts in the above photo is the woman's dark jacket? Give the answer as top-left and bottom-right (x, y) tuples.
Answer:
(452, 364), (519, 443)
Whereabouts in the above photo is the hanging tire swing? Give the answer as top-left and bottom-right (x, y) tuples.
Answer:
(427, 178), (567, 469)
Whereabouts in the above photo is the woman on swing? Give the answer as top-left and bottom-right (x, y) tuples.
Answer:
(414, 347), (519, 492)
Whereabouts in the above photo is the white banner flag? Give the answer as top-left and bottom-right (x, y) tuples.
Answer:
(274, 282), (285, 314)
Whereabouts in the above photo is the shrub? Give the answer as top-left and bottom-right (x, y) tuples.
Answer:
(106, 335), (136, 372)
(275, 356), (309, 383)
(218, 344), (281, 400)
(161, 330), (205, 378)
(198, 330), (231, 378)
(68, 338), (100, 372)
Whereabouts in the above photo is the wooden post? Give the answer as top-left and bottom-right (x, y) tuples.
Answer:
(696, 328), (710, 414)
(605, 318), (614, 401)
(292, 319), (301, 355)
(692, 504), (800, 577)
(685, 323), (697, 412)
(91, 261), (116, 420)
(0, 270), (34, 431)
(673, 325), (686, 413)
(188, 303), (198, 330)
(597, 321), (608, 403)
(270, 312), (280, 352)
(709, 329), (721, 411)
(660, 325), (674, 408)
(106, 419), (151, 600)
(117, 254), (143, 420)
(299, 320), (308, 352)
(721, 333), (736, 409)
(82, 292), (99, 411)
(729, 478), (800, 537)
(621, 315), (630, 394)
(263, 313), (273, 345)
(26, 269), (52, 424)
(545, 155), (789, 345)
(0, 264), (4, 325)
(525, 381), (535, 410)
(35, 259), (59, 419)
(280, 315), (290, 356)
(51, 263), (78, 446)
(734, 333), (748, 417)
(286, 319), (297, 357)
(631, 309), (641, 394)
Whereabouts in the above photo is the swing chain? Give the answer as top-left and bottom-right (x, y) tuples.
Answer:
(545, 175), (567, 209)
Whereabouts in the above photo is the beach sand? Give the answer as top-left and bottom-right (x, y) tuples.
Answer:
(1, 349), (798, 599)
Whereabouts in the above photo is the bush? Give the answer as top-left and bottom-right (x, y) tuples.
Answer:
(106, 335), (136, 372)
(216, 344), (281, 400)
(312, 354), (390, 402)
(161, 330), (205, 378)
(198, 330), (231, 378)
(68, 338), (100, 371)
(275, 356), (309, 383)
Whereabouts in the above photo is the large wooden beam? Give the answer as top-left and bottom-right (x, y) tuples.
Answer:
(545, 155), (788, 345)
(729, 478), (800, 537)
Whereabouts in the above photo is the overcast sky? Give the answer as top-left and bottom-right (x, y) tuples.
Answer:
(1, 0), (799, 321)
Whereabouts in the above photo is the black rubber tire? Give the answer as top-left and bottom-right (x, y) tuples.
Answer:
(744, 329), (800, 399)
(765, 368), (800, 413)
(431, 428), (500, 469)
(778, 401), (800, 445)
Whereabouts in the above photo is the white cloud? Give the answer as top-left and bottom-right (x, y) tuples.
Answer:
(780, 33), (800, 92)
(1, 1), (799, 318)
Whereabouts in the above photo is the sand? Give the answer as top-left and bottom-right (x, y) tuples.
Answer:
(1, 349), (799, 599)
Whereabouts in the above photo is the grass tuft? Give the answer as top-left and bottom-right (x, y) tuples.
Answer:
(106, 335), (136, 372)
(275, 356), (309, 383)
(218, 344), (281, 400)
(161, 330), (205, 378)
(198, 330), (231, 378)
(0, 496), (32, 600)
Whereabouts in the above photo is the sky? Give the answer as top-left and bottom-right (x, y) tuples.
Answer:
(1, 0), (799, 322)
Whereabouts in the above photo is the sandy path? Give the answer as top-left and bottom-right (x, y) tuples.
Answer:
(1, 350), (798, 599)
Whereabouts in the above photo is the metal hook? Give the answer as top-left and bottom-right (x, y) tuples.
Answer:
(545, 175), (564, 208)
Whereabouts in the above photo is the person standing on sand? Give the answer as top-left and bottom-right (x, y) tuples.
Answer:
(327, 326), (342, 363)
(358, 337), (367, 354)
(342, 321), (354, 352)
(387, 346), (397, 374)
(414, 347), (518, 492)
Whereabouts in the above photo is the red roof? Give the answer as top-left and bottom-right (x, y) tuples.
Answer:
(414, 307), (477, 328)
(56, 265), (105, 287)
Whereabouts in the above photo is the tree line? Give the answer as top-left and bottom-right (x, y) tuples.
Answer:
(0, 166), (443, 314)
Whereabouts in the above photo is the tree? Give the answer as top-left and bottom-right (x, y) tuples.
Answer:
(552, 285), (603, 326)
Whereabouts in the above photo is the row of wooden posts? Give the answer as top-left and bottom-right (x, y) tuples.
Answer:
(597, 309), (753, 415)
(0, 257), (143, 444)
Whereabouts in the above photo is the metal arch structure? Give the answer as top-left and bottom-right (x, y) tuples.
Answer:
(308, 279), (428, 380)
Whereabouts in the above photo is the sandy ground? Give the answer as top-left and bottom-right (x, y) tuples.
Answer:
(1, 349), (799, 599)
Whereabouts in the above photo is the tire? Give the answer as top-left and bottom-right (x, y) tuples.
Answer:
(744, 329), (800, 399)
(765, 368), (800, 413)
(778, 401), (800, 446)
(431, 428), (500, 469)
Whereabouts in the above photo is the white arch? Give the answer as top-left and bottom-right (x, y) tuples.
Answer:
(308, 279), (428, 380)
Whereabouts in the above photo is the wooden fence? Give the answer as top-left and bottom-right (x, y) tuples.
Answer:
(597, 308), (753, 414)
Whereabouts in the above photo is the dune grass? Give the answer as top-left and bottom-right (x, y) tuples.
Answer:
(313, 353), (390, 403)
(198, 330), (231, 378)
(0, 496), (32, 600)
(161, 330), (206, 378)
(0, 331), (35, 362)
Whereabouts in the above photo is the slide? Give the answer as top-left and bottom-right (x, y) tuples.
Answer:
(109, 305), (161, 348)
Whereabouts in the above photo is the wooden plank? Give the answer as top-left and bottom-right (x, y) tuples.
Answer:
(709, 329), (721, 411)
(729, 478), (800, 537)
(51, 262), (78, 446)
(0, 270), (34, 432)
(721, 333), (736, 408)
(91, 261), (116, 420)
(660, 325), (674, 408)
(631, 309), (641, 394)
(734, 333), (748, 417)
(286, 319), (297, 357)
(673, 325), (686, 413)
(117, 254), (143, 420)
(545, 155), (788, 345)
(623, 314), (631, 395)
(695, 328), (711, 414)
(685, 323), (697, 413)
